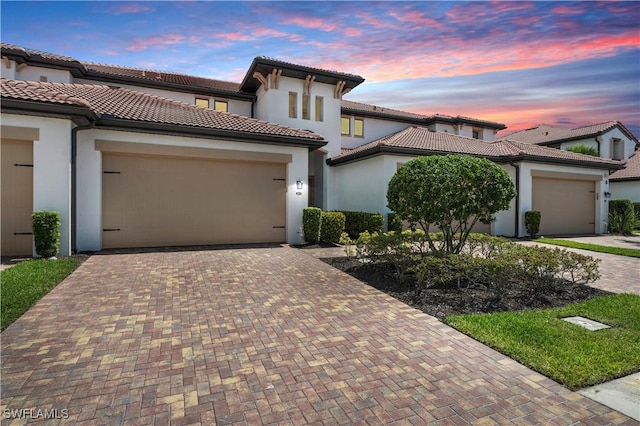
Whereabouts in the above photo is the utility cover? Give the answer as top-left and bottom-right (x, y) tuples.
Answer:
(562, 316), (611, 331)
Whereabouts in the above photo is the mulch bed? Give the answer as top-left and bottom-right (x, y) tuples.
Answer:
(321, 257), (612, 321)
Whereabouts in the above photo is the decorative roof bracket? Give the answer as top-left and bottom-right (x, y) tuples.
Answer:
(303, 75), (315, 95)
(2, 56), (10, 69)
(271, 69), (282, 89)
(253, 71), (268, 91)
(334, 80), (346, 99)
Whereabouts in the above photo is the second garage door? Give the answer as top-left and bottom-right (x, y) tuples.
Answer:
(102, 153), (286, 249)
(532, 176), (595, 235)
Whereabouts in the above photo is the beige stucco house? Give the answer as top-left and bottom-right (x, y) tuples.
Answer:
(1, 43), (633, 256)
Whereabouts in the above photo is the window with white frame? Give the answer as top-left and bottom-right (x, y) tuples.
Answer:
(195, 97), (210, 108)
(354, 118), (364, 137)
(315, 96), (323, 122)
(341, 116), (350, 135)
(289, 92), (297, 118)
(302, 94), (310, 120)
(214, 100), (228, 112)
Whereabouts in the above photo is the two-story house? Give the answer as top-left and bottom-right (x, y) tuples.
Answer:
(0, 43), (629, 256)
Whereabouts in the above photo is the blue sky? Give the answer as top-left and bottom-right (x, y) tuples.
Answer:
(2, 1), (639, 136)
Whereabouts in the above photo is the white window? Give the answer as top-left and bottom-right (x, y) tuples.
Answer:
(472, 129), (481, 139)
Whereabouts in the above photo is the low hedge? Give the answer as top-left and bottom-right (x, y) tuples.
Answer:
(336, 210), (384, 238)
(303, 207), (322, 244)
(320, 211), (346, 244)
(31, 211), (61, 258)
(524, 211), (541, 238)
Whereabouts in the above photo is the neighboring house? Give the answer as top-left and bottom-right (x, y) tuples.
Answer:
(503, 121), (640, 204)
(0, 43), (631, 256)
(609, 150), (640, 202)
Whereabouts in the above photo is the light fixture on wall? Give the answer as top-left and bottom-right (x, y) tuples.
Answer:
(296, 180), (303, 190)
(604, 191), (612, 198)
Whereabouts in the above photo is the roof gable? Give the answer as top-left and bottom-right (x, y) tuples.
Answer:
(503, 121), (638, 145)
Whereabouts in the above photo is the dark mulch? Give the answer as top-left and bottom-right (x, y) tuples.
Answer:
(322, 257), (612, 321)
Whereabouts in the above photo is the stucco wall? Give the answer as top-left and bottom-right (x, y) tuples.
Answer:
(76, 129), (309, 251)
(332, 156), (386, 214)
(340, 117), (408, 149)
(560, 128), (636, 161)
(1, 113), (73, 256)
(517, 162), (609, 236)
(15, 64), (72, 83)
(610, 180), (640, 202)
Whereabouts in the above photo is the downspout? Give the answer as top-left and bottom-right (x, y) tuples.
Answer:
(71, 121), (95, 253)
(595, 135), (602, 156)
(509, 162), (520, 238)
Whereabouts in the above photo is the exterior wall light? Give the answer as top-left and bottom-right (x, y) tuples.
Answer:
(604, 191), (612, 198)
(296, 180), (303, 190)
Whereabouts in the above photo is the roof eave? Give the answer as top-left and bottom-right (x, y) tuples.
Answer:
(240, 57), (365, 93)
(609, 176), (640, 182)
(96, 117), (327, 150)
(0, 98), (97, 124)
(82, 71), (255, 101)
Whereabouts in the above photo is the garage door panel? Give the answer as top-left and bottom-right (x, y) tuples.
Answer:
(532, 177), (595, 235)
(1, 139), (33, 256)
(103, 154), (286, 249)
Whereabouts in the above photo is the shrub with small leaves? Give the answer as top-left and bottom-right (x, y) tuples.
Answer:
(387, 213), (403, 233)
(303, 207), (322, 244)
(31, 211), (61, 258)
(566, 144), (599, 157)
(337, 211), (384, 238)
(525, 211), (541, 238)
(320, 211), (345, 244)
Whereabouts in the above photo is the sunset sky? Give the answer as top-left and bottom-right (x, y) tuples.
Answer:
(2, 1), (639, 137)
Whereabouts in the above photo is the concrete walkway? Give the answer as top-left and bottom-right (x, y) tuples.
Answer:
(1, 246), (634, 424)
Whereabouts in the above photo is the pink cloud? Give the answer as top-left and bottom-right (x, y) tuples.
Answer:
(127, 34), (186, 51)
(108, 3), (155, 15)
(387, 10), (446, 30)
(281, 16), (337, 32)
(552, 5), (587, 15)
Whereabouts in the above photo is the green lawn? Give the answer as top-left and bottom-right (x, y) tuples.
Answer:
(1, 258), (81, 330)
(446, 294), (640, 390)
(535, 237), (640, 258)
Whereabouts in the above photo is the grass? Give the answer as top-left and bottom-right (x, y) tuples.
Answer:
(446, 294), (640, 390)
(535, 237), (640, 258)
(1, 258), (81, 330)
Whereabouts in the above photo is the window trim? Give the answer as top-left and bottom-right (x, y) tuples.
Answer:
(195, 97), (210, 108)
(289, 92), (297, 118)
(354, 117), (364, 138)
(315, 96), (323, 122)
(213, 99), (228, 112)
(341, 116), (351, 136)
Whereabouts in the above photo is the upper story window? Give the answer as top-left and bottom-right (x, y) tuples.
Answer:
(214, 100), (228, 112)
(302, 94), (310, 120)
(289, 92), (297, 118)
(341, 116), (350, 135)
(611, 138), (624, 160)
(472, 129), (481, 139)
(195, 97), (210, 108)
(315, 96), (323, 122)
(354, 118), (364, 137)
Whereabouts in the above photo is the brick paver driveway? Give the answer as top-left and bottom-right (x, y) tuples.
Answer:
(1, 246), (634, 425)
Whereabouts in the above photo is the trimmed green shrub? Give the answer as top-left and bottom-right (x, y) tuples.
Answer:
(566, 144), (599, 157)
(31, 211), (61, 258)
(387, 212), (403, 233)
(524, 211), (541, 238)
(303, 207), (322, 244)
(608, 199), (634, 235)
(387, 154), (516, 256)
(320, 211), (346, 244)
(336, 211), (384, 238)
(633, 202), (640, 229)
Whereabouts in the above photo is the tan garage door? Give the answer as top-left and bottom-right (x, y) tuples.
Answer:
(1, 139), (33, 256)
(532, 177), (595, 235)
(102, 153), (286, 249)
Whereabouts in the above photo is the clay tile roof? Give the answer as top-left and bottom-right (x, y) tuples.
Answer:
(1, 42), (80, 64)
(610, 149), (640, 181)
(255, 56), (364, 80)
(329, 126), (623, 168)
(503, 121), (638, 145)
(82, 63), (241, 93)
(1, 78), (323, 141)
(341, 100), (428, 121)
